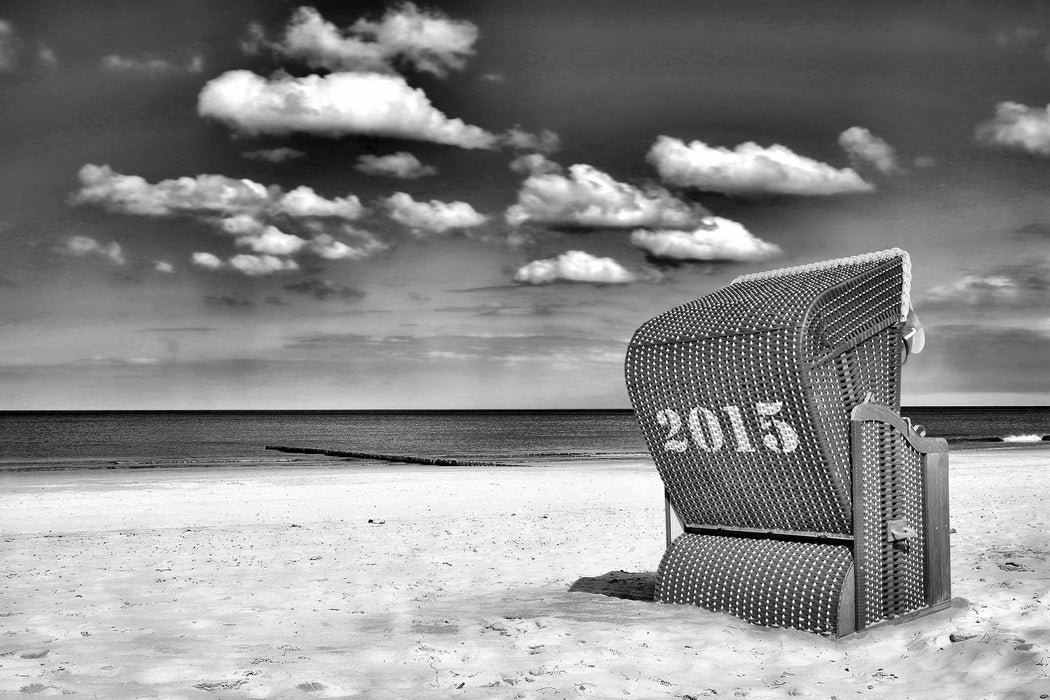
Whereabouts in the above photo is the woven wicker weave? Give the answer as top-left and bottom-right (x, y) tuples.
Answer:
(627, 249), (950, 636)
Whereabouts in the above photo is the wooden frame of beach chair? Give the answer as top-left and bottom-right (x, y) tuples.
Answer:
(626, 249), (950, 636)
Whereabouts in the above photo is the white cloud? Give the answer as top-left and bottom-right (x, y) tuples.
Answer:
(514, 250), (636, 285)
(501, 127), (561, 154)
(266, 4), (478, 78)
(233, 225), (307, 255)
(0, 20), (20, 72)
(229, 254), (299, 276)
(241, 147), (306, 163)
(75, 164), (382, 275)
(384, 192), (487, 234)
(976, 101), (1050, 155)
(100, 53), (204, 76)
(198, 70), (497, 149)
(509, 153), (563, 176)
(59, 236), (125, 265)
(192, 252), (300, 275)
(308, 229), (388, 259)
(630, 217), (782, 263)
(192, 252), (224, 270)
(647, 135), (874, 196)
(154, 261), (174, 273)
(838, 127), (901, 175)
(355, 151), (437, 179)
(73, 164), (363, 221)
(276, 186), (364, 219)
(926, 260), (1050, 306)
(506, 163), (706, 228)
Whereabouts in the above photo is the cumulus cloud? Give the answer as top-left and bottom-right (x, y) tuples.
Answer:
(192, 252), (224, 270)
(59, 236), (125, 265)
(513, 250), (636, 285)
(501, 128), (561, 154)
(506, 163), (707, 229)
(647, 135), (874, 196)
(263, 4), (477, 77)
(233, 225), (308, 255)
(630, 217), (782, 263)
(241, 147), (305, 163)
(355, 151), (437, 179)
(838, 127), (902, 175)
(73, 164), (363, 221)
(384, 192), (487, 234)
(193, 252), (299, 275)
(37, 44), (57, 68)
(925, 259), (1050, 306)
(976, 102), (1050, 155)
(154, 261), (174, 273)
(75, 164), (382, 275)
(305, 227), (388, 259)
(198, 70), (497, 148)
(509, 153), (563, 176)
(100, 53), (204, 76)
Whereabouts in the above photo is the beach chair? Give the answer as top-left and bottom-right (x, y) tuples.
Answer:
(625, 249), (950, 636)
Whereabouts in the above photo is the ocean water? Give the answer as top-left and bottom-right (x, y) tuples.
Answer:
(0, 407), (1047, 470)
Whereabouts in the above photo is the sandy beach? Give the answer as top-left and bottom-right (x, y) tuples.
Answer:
(1, 449), (1047, 699)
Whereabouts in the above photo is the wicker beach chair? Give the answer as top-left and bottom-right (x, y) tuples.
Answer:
(625, 249), (950, 636)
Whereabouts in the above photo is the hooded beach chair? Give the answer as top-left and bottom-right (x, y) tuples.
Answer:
(625, 249), (950, 636)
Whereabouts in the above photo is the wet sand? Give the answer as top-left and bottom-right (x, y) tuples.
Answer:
(1, 450), (1047, 698)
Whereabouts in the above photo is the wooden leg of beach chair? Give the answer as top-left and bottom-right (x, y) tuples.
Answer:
(923, 451), (951, 608)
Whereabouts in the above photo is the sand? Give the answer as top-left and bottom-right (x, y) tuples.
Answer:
(0, 450), (1047, 699)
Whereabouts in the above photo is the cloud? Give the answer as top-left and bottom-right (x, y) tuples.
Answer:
(198, 70), (497, 149)
(73, 164), (363, 220)
(203, 294), (253, 307)
(355, 151), (437, 179)
(647, 135), (874, 196)
(838, 127), (901, 175)
(58, 236), (125, 265)
(509, 153), (563, 176)
(192, 252), (224, 270)
(154, 261), (174, 273)
(501, 128), (561, 154)
(384, 192), (487, 234)
(630, 217), (782, 263)
(100, 53), (204, 76)
(284, 279), (366, 301)
(73, 164), (387, 275)
(513, 250), (636, 285)
(0, 20), (21, 72)
(193, 252), (300, 276)
(233, 225), (308, 255)
(976, 102), (1050, 155)
(925, 259), (1050, 306)
(241, 147), (306, 163)
(506, 162), (707, 228)
(263, 4), (478, 78)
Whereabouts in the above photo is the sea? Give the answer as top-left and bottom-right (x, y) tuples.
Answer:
(0, 407), (1048, 472)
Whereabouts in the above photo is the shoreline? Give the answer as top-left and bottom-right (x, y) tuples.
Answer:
(1, 442), (1046, 474)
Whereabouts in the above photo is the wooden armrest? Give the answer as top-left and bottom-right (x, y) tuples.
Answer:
(850, 403), (948, 453)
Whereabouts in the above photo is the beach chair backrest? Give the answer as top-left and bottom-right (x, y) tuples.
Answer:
(626, 249), (911, 536)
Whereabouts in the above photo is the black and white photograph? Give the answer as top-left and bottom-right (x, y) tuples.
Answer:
(1, 1), (1048, 697)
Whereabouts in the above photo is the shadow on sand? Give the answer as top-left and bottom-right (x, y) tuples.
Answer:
(568, 570), (657, 602)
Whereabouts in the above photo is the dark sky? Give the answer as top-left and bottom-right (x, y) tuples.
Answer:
(0, 0), (1047, 408)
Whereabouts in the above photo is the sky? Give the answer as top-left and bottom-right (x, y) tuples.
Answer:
(0, 0), (1048, 409)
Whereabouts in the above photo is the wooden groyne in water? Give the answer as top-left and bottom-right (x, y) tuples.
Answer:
(264, 445), (507, 467)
